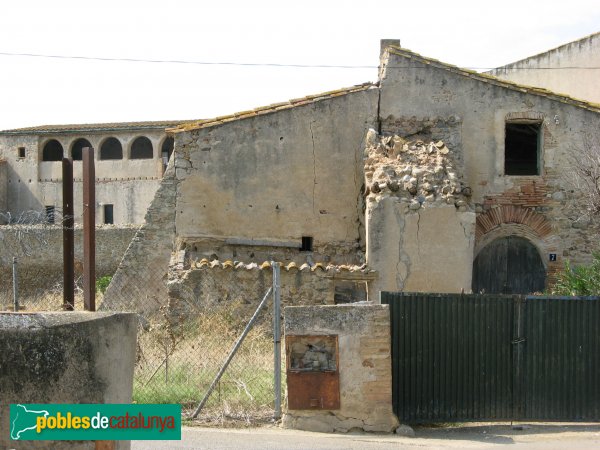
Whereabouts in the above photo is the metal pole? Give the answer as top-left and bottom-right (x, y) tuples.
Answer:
(12, 257), (18, 312)
(190, 286), (273, 419)
(62, 157), (74, 310)
(82, 147), (96, 311)
(273, 261), (282, 420)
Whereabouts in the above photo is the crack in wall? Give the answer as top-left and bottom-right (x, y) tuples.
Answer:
(309, 121), (317, 214)
(354, 128), (368, 248)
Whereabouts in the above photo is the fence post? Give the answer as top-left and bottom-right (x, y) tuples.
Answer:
(12, 257), (19, 312)
(273, 261), (282, 421)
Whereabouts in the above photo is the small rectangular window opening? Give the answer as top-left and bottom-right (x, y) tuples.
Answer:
(300, 236), (313, 252)
(505, 122), (541, 175)
(45, 206), (55, 224)
(103, 204), (114, 225)
(18, 147), (26, 158)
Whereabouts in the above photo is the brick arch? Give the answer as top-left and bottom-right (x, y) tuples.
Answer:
(475, 205), (552, 242)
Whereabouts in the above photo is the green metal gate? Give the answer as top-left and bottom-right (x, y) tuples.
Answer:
(382, 292), (600, 423)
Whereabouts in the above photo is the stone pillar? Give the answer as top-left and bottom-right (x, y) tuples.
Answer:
(283, 304), (399, 433)
(367, 195), (476, 298)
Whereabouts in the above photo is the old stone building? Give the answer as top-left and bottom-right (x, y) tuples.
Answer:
(0, 120), (182, 225)
(102, 37), (600, 314)
(488, 31), (600, 104)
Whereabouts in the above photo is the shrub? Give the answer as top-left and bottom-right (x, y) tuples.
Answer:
(96, 275), (112, 294)
(551, 252), (600, 296)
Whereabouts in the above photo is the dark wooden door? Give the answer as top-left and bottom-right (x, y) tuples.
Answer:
(473, 236), (546, 294)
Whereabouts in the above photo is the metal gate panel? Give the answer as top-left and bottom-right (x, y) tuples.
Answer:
(383, 292), (514, 422)
(522, 297), (600, 421)
(384, 292), (600, 423)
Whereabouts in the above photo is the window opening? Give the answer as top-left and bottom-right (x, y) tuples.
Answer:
(103, 204), (114, 224)
(300, 236), (313, 252)
(100, 137), (123, 160)
(42, 140), (63, 161)
(18, 147), (26, 158)
(505, 123), (540, 175)
(71, 138), (92, 161)
(161, 137), (174, 172)
(131, 136), (153, 159)
(45, 206), (55, 224)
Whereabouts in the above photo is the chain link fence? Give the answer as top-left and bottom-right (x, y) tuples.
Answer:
(0, 214), (283, 425)
(127, 270), (282, 425)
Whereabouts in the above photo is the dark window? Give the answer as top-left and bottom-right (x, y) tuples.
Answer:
(103, 204), (114, 224)
(300, 236), (313, 252)
(45, 206), (55, 224)
(131, 136), (153, 159)
(161, 137), (174, 172)
(71, 138), (92, 161)
(100, 137), (123, 160)
(42, 140), (63, 161)
(505, 123), (540, 175)
(18, 147), (26, 158)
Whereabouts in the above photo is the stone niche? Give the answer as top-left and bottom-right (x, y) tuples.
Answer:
(0, 312), (137, 450)
(283, 304), (399, 433)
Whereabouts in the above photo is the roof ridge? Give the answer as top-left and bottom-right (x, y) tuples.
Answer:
(167, 82), (377, 133)
(386, 46), (600, 113)
(0, 119), (196, 135)
(489, 31), (600, 71)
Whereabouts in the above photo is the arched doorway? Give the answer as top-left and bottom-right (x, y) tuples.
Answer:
(473, 236), (546, 294)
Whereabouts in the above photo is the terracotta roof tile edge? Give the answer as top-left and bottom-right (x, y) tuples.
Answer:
(167, 82), (376, 133)
(191, 259), (373, 273)
(386, 46), (600, 113)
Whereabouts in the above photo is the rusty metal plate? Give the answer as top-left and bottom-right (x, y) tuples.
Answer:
(287, 371), (340, 410)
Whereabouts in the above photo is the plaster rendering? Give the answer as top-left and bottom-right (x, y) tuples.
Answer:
(488, 32), (600, 104)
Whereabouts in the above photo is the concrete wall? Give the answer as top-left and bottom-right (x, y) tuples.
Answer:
(488, 32), (600, 104)
(0, 129), (171, 224)
(379, 47), (600, 280)
(0, 312), (137, 450)
(283, 304), (399, 433)
(174, 88), (378, 263)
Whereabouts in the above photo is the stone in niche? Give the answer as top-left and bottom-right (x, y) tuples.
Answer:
(288, 337), (337, 372)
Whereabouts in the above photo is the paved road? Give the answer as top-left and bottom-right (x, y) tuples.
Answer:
(132, 423), (600, 450)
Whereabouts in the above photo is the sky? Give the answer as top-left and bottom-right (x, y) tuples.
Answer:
(0, 0), (599, 131)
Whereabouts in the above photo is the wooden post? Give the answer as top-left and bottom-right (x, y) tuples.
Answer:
(62, 157), (74, 310)
(82, 147), (96, 311)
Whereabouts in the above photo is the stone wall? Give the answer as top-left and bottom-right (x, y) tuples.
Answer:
(173, 87), (379, 263)
(0, 159), (7, 221)
(283, 304), (399, 433)
(167, 261), (376, 322)
(0, 226), (137, 308)
(101, 163), (178, 315)
(0, 312), (137, 450)
(379, 46), (600, 286)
